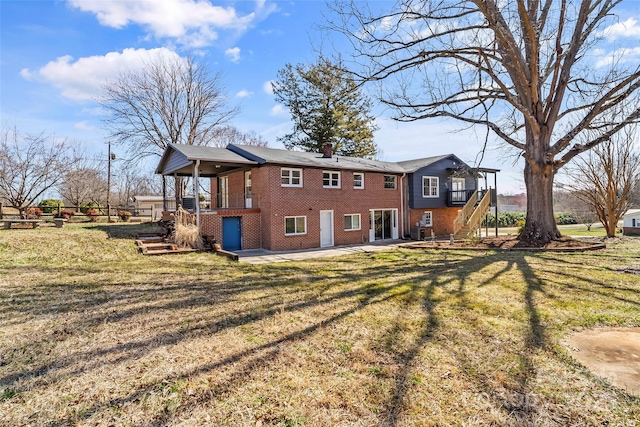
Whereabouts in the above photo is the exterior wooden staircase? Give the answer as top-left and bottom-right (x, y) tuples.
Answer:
(453, 190), (492, 239)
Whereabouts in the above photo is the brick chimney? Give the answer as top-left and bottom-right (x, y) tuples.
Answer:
(322, 143), (332, 158)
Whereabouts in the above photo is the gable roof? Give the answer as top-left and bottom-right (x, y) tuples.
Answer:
(397, 154), (464, 172)
(156, 144), (259, 176)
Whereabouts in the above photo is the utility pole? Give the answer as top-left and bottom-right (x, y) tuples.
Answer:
(107, 142), (115, 222)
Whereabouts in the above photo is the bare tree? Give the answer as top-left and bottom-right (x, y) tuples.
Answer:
(562, 128), (640, 237)
(209, 126), (269, 148)
(112, 164), (162, 208)
(330, 0), (640, 243)
(100, 53), (238, 207)
(0, 127), (78, 217)
(555, 190), (599, 231)
(58, 168), (108, 211)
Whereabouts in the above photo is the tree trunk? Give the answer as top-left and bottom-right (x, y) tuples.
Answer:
(605, 207), (617, 238)
(520, 161), (561, 243)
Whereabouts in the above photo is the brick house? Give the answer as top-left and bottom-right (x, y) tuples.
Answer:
(155, 144), (498, 251)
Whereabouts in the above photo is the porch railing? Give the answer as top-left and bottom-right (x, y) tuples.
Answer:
(447, 190), (475, 206)
(162, 194), (259, 211)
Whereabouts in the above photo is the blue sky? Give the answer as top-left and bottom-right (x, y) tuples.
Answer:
(2, 0), (639, 194)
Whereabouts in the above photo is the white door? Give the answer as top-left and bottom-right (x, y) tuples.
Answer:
(320, 210), (334, 247)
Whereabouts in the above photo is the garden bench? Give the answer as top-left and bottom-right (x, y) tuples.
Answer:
(2, 219), (42, 229)
(53, 218), (67, 228)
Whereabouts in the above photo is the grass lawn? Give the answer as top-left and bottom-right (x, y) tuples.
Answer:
(1, 223), (639, 426)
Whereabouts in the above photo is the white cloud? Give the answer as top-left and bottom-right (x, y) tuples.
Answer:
(20, 47), (181, 101)
(236, 89), (253, 98)
(263, 80), (274, 95)
(594, 46), (640, 68)
(74, 121), (96, 131)
(601, 17), (640, 41)
(269, 104), (287, 116)
(225, 47), (241, 63)
(67, 0), (275, 48)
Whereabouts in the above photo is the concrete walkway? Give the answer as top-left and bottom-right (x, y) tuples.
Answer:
(236, 240), (409, 264)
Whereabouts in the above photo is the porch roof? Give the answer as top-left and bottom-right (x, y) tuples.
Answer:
(155, 144), (259, 176)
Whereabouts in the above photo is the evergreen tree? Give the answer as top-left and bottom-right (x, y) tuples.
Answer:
(273, 58), (378, 159)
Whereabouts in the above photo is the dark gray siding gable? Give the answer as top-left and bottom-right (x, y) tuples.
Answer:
(407, 157), (476, 209)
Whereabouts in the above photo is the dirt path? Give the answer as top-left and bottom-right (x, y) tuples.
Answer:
(566, 328), (640, 395)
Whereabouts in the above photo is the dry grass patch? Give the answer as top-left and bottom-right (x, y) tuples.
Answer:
(0, 226), (639, 426)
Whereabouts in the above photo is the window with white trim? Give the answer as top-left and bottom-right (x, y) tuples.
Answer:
(323, 170), (341, 188)
(384, 175), (397, 189)
(422, 176), (439, 198)
(285, 216), (306, 235)
(344, 214), (361, 231)
(353, 172), (364, 189)
(422, 211), (433, 227)
(281, 168), (302, 187)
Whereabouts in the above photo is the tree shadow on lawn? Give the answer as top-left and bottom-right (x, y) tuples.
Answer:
(2, 249), (638, 425)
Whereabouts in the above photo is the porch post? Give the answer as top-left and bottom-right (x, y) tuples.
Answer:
(494, 172), (498, 237)
(162, 176), (167, 211)
(194, 160), (201, 229)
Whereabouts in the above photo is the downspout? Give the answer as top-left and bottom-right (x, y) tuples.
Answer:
(194, 160), (201, 229)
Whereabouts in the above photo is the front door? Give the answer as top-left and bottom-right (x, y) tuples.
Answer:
(222, 217), (242, 251)
(320, 210), (334, 247)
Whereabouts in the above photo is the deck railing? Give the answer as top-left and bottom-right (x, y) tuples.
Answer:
(163, 194), (259, 211)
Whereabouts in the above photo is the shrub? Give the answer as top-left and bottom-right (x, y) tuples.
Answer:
(25, 207), (43, 219)
(38, 199), (63, 214)
(80, 201), (100, 214)
(55, 209), (76, 220)
(555, 212), (578, 225)
(118, 210), (132, 221)
(86, 209), (99, 222)
(482, 212), (526, 227)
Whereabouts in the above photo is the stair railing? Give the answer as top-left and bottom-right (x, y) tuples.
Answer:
(463, 190), (492, 237)
(453, 191), (478, 236)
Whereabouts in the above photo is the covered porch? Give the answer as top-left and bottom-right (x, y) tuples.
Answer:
(155, 144), (261, 226)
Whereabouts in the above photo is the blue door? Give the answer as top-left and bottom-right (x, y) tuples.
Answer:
(222, 217), (242, 251)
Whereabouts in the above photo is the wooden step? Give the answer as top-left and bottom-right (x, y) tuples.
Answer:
(141, 247), (198, 255)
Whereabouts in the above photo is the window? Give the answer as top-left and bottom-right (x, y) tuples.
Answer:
(353, 172), (364, 189)
(281, 168), (302, 187)
(219, 176), (229, 208)
(422, 176), (439, 198)
(344, 214), (361, 231)
(421, 211), (433, 227)
(633, 218), (637, 227)
(285, 216), (306, 235)
(323, 170), (341, 188)
(384, 175), (397, 189)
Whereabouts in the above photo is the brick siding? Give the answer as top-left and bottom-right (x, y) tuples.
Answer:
(409, 207), (461, 238)
(258, 166), (402, 251)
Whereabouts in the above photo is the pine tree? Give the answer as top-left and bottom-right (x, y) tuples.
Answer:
(273, 58), (378, 159)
